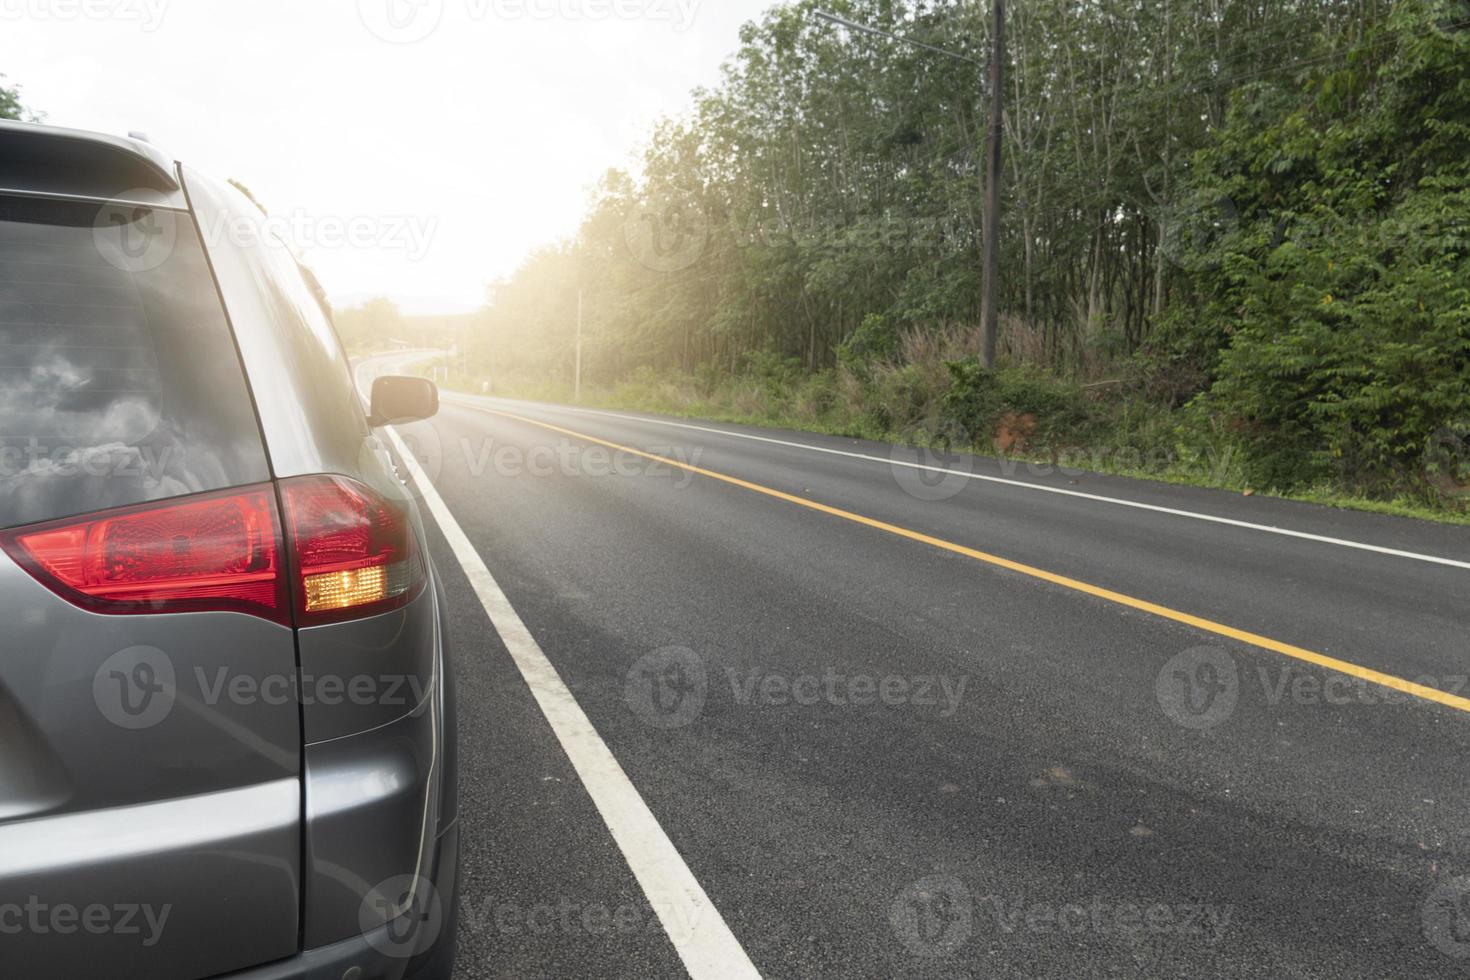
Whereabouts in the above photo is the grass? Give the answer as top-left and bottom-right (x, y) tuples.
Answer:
(422, 328), (1470, 528)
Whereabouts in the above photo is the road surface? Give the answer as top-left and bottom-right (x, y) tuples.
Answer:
(360, 352), (1470, 979)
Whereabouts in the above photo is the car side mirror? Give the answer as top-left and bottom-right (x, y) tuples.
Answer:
(368, 376), (439, 427)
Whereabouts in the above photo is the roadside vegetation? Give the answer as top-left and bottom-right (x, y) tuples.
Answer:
(388, 0), (1468, 518)
(421, 323), (1470, 525)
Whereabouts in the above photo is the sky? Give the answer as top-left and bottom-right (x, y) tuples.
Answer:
(3, 0), (778, 313)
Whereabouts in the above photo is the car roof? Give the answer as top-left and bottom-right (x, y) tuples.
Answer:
(0, 118), (186, 209)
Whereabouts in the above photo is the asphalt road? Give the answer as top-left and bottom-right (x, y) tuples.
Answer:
(362, 353), (1470, 979)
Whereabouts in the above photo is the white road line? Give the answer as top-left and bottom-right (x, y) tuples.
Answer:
(444, 393), (1470, 573)
(380, 422), (764, 980)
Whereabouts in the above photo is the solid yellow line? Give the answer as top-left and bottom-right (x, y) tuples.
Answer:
(488, 408), (1470, 717)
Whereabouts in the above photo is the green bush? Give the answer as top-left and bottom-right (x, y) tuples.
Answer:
(836, 313), (900, 371)
(1173, 1), (1470, 498)
(940, 359), (1096, 449)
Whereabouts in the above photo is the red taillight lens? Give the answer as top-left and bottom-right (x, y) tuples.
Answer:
(0, 477), (423, 627)
(281, 475), (424, 625)
(0, 486), (287, 623)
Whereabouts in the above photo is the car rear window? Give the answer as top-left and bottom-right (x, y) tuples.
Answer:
(0, 194), (271, 529)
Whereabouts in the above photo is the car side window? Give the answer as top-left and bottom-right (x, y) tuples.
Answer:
(184, 169), (380, 481)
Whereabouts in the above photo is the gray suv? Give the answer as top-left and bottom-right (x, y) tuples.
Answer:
(0, 120), (458, 980)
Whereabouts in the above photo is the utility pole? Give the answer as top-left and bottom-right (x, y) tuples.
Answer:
(574, 286), (583, 403)
(980, 0), (1004, 370)
(815, 7), (1004, 369)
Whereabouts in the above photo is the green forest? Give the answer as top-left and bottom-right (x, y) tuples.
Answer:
(457, 0), (1470, 513)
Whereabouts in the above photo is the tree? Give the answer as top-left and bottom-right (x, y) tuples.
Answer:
(469, 0), (1470, 499)
(335, 298), (409, 352)
(0, 74), (38, 122)
(1176, 1), (1470, 494)
(480, 0), (1381, 379)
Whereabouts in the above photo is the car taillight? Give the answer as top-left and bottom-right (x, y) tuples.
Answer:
(0, 486), (288, 624)
(281, 475), (424, 626)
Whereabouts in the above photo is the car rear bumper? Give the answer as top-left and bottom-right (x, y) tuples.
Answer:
(216, 817), (459, 980)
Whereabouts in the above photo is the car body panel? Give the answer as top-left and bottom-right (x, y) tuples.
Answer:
(303, 669), (439, 947)
(0, 551), (302, 979)
(0, 118), (184, 209)
(295, 589), (440, 744)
